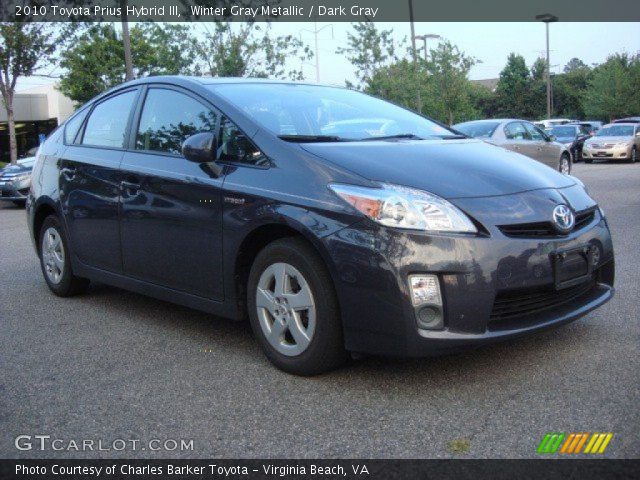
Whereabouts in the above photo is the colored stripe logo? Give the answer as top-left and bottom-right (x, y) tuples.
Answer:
(537, 432), (613, 454)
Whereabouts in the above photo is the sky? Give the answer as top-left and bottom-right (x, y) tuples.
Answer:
(16, 22), (640, 91)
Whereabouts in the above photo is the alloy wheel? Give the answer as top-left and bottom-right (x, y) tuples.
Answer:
(256, 262), (316, 356)
(42, 227), (65, 284)
(560, 156), (571, 174)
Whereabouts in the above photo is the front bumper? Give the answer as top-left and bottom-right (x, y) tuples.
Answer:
(322, 186), (615, 357)
(0, 180), (30, 201)
(583, 145), (631, 160)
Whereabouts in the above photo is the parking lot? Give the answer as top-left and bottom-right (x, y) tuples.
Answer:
(1, 162), (638, 459)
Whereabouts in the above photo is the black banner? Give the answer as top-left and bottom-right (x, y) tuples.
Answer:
(2, 459), (640, 480)
(3, 0), (640, 22)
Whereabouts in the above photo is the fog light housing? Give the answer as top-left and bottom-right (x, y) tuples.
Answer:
(409, 274), (444, 330)
(417, 306), (444, 330)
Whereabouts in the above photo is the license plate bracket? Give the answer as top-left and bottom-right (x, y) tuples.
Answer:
(552, 245), (594, 290)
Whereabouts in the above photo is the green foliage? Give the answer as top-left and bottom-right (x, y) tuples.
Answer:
(0, 21), (59, 163)
(59, 23), (196, 104)
(342, 24), (477, 124)
(582, 53), (640, 121)
(494, 53), (545, 119)
(194, 22), (312, 80)
(337, 22), (398, 89)
(426, 41), (477, 124)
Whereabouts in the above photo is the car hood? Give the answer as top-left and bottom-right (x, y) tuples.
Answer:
(301, 138), (575, 199)
(555, 136), (575, 144)
(0, 163), (32, 176)
(587, 136), (631, 144)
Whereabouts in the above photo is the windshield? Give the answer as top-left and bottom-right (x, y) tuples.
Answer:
(210, 83), (458, 141)
(454, 121), (500, 138)
(551, 126), (576, 137)
(17, 157), (36, 167)
(596, 125), (634, 137)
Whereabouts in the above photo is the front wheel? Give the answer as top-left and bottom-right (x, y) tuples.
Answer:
(559, 153), (572, 174)
(39, 215), (89, 296)
(631, 146), (637, 163)
(247, 238), (347, 375)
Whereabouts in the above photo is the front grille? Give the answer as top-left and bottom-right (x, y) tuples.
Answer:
(498, 208), (596, 238)
(490, 277), (596, 322)
(590, 143), (614, 149)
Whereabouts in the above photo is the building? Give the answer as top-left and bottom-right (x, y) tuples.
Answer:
(471, 78), (499, 92)
(0, 84), (75, 161)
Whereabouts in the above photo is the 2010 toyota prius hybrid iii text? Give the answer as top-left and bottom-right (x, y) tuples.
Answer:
(26, 78), (615, 375)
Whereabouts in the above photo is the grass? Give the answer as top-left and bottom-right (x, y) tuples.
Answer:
(446, 438), (471, 454)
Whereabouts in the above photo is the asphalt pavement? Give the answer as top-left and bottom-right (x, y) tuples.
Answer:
(1, 162), (638, 459)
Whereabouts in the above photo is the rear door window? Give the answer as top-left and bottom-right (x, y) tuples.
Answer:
(504, 122), (528, 140)
(82, 90), (138, 148)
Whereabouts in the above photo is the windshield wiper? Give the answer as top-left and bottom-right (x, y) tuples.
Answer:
(440, 134), (468, 140)
(279, 134), (348, 143)
(358, 133), (424, 141)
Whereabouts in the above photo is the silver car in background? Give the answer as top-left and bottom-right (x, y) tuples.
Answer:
(582, 123), (640, 163)
(453, 119), (572, 174)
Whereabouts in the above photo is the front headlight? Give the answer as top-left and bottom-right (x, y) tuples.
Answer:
(329, 183), (477, 233)
(614, 142), (630, 148)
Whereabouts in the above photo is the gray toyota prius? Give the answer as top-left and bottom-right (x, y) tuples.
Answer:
(27, 77), (614, 375)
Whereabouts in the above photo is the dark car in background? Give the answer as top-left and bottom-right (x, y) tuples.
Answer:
(0, 156), (36, 206)
(551, 124), (592, 162)
(27, 77), (614, 375)
(453, 119), (573, 174)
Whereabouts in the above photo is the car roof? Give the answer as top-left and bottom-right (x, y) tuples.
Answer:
(122, 75), (330, 88)
(455, 119), (523, 124)
(613, 117), (640, 123)
(602, 123), (637, 127)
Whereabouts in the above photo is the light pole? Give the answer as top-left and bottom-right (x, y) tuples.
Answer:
(414, 34), (441, 63)
(300, 22), (334, 83)
(536, 13), (558, 120)
(120, 0), (133, 81)
(408, 0), (422, 113)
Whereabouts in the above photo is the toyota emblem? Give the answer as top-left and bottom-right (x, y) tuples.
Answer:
(552, 204), (575, 233)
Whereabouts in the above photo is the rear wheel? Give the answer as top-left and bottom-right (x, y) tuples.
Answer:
(559, 153), (571, 174)
(39, 215), (89, 296)
(247, 238), (347, 375)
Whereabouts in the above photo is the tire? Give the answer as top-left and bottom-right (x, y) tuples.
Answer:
(631, 146), (637, 163)
(559, 153), (571, 174)
(247, 237), (347, 375)
(584, 158), (594, 164)
(39, 215), (89, 296)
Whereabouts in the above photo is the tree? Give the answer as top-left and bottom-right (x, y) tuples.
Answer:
(564, 57), (588, 73)
(553, 59), (592, 119)
(59, 23), (197, 104)
(193, 22), (311, 80)
(337, 22), (398, 89)
(0, 22), (57, 164)
(494, 53), (545, 119)
(426, 41), (477, 124)
(582, 53), (640, 121)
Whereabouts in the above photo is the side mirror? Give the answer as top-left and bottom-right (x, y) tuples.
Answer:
(548, 135), (556, 142)
(182, 132), (217, 163)
(636, 131), (640, 137)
